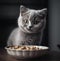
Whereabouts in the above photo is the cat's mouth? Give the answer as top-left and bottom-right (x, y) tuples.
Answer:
(25, 27), (35, 33)
(21, 26), (33, 33)
(21, 26), (38, 33)
(27, 28), (32, 31)
(26, 27), (38, 33)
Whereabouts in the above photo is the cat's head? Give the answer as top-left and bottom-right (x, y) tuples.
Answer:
(18, 5), (47, 33)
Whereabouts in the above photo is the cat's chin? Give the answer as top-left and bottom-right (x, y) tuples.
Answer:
(22, 28), (34, 33)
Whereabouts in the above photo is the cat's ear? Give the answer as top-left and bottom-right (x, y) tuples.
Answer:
(20, 5), (28, 16)
(38, 8), (47, 16)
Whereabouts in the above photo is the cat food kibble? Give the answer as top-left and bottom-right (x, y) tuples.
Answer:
(7, 46), (40, 51)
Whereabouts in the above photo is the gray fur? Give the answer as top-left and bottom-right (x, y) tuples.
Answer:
(7, 5), (47, 46)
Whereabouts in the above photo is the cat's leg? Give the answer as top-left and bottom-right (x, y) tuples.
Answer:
(7, 28), (18, 46)
(39, 32), (43, 45)
(7, 40), (13, 46)
(7, 32), (14, 46)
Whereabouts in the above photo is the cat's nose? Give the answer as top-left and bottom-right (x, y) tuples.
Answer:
(29, 26), (32, 29)
(28, 26), (32, 29)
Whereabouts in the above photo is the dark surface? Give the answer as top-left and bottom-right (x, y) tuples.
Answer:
(0, 49), (60, 61)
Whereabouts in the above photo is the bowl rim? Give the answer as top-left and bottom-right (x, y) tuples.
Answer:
(5, 45), (49, 51)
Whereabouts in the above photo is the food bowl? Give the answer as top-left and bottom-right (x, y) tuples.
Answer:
(5, 45), (49, 59)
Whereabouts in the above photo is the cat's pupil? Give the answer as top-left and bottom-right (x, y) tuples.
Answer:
(33, 17), (40, 24)
(25, 19), (28, 23)
(34, 20), (39, 24)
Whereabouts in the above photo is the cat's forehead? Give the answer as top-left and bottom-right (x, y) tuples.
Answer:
(29, 10), (38, 19)
(23, 10), (38, 15)
(29, 9), (37, 13)
(22, 9), (39, 18)
(27, 10), (39, 17)
(29, 9), (38, 15)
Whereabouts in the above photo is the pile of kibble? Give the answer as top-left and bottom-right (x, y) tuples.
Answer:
(7, 45), (41, 51)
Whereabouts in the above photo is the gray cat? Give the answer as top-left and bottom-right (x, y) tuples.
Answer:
(7, 5), (47, 46)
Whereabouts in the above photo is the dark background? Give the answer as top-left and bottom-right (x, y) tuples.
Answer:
(49, 0), (60, 51)
(0, 0), (48, 48)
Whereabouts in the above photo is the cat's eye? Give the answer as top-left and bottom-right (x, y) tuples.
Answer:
(33, 17), (40, 24)
(24, 19), (28, 23)
(33, 21), (40, 24)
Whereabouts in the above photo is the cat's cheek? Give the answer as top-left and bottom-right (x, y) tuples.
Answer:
(34, 23), (41, 29)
